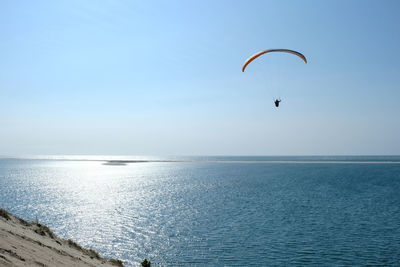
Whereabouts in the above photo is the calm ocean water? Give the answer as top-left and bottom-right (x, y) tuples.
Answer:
(1, 156), (400, 266)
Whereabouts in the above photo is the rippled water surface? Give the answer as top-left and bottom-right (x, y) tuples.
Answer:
(1, 157), (400, 266)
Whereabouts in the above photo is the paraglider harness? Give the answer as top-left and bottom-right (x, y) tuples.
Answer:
(274, 98), (281, 107)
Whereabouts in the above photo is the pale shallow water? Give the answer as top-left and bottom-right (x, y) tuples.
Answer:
(1, 156), (400, 266)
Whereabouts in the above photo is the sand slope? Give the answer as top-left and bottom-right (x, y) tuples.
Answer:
(0, 209), (124, 267)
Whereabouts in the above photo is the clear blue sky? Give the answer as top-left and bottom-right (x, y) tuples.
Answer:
(1, 0), (399, 155)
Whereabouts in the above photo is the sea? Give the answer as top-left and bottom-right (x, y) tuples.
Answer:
(1, 156), (400, 266)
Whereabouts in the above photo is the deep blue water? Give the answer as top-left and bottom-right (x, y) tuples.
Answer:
(1, 156), (400, 266)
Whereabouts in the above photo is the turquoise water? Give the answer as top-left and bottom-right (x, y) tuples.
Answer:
(1, 157), (400, 266)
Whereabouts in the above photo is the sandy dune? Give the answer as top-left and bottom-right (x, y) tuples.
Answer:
(0, 209), (124, 267)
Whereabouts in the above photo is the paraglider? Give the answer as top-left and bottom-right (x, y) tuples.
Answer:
(242, 49), (307, 108)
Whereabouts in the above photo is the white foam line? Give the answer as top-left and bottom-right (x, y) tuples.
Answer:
(3, 158), (400, 165)
(200, 160), (400, 164)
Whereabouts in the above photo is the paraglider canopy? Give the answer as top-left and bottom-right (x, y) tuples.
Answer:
(242, 49), (307, 72)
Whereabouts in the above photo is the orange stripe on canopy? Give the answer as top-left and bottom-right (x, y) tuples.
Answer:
(242, 49), (307, 72)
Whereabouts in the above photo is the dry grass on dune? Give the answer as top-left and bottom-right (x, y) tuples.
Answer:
(0, 208), (124, 267)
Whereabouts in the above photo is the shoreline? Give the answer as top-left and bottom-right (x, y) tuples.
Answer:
(0, 208), (125, 267)
(1, 155), (400, 165)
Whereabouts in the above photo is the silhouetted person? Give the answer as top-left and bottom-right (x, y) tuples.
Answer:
(274, 99), (281, 107)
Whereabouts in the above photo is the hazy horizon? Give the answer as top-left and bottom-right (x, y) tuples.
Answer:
(2, 154), (400, 160)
